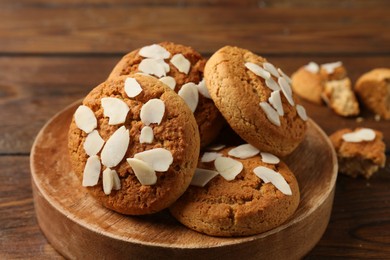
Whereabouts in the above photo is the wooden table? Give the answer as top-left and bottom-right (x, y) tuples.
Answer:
(1, 0), (389, 258)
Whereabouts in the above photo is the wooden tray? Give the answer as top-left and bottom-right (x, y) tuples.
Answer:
(30, 101), (338, 260)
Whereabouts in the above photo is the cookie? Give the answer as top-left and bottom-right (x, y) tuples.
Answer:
(354, 68), (390, 119)
(108, 41), (224, 147)
(330, 128), (386, 179)
(68, 74), (200, 215)
(204, 46), (307, 157)
(170, 145), (300, 237)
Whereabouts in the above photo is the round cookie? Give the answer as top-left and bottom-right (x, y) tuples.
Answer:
(108, 41), (224, 147)
(68, 74), (200, 215)
(204, 46), (307, 157)
(170, 146), (300, 237)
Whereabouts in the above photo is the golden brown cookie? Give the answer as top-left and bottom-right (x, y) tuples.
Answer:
(68, 74), (200, 215)
(330, 128), (386, 179)
(355, 68), (390, 119)
(204, 46), (307, 157)
(170, 145), (300, 237)
(108, 41), (224, 147)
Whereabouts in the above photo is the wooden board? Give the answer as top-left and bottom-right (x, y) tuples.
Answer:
(30, 101), (338, 259)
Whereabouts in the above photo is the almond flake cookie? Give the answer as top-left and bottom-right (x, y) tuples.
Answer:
(68, 74), (200, 215)
(204, 46), (307, 157)
(169, 145), (300, 237)
(108, 41), (224, 147)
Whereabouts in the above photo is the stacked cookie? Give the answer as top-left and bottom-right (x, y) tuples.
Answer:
(68, 43), (308, 237)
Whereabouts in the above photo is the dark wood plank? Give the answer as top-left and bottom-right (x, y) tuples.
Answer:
(0, 8), (389, 54)
(0, 156), (62, 259)
(1, 55), (389, 154)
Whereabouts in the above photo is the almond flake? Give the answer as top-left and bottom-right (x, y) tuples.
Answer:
(260, 152), (280, 164)
(83, 130), (105, 156)
(196, 79), (211, 99)
(321, 61), (342, 74)
(265, 77), (280, 91)
(263, 62), (280, 77)
(296, 104), (308, 121)
(112, 169), (121, 190)
(207, 144), (226, 151)
(127, 158), (157, 185)
(171, 54), (191, 74)
(139, 44), (170, 59)
(139, 126), (154, 144)
(277, 68), (292, 84)
(159, 76), (176, 90)
(342, 128), (376, 143)
(278, 77), (295, 106)
(245, 62), (271, 79)
(268, 90), (284, 116)
(253, 166), (292, 195)
(82, 155), (101, 187)
(201, 152), (222, 163)
(74, 105), (97, 133)
(214, 157), (243, 181)
(178, 82), (199, 112)
(102, 168), (114, 195)
(191, 168), (219, 187)
(124, 77), (142, 98)
(134, 148), (173, 172)
(101, 97), (130, 125)
(101, 126), (130, 168)
(138, 58), (168, 78)
(259, 102), (281, 126)
(228, 144), (260, 159)
(304, 62), (319, 74)
(140, 98), (165, 125)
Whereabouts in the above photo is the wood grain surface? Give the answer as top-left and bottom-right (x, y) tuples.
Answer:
(0, 0), (389, 259)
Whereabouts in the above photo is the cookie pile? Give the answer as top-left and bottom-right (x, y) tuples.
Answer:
(68, 43), (308, 236)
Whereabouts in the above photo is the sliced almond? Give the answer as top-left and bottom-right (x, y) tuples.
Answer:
(206, 144), (226, 151)
(138, 58), (168, 78)
(260, 152), (280, 164)
(253, 166), (292, 195)
(196, 79), (211, 99)
(265, 77), (280, 91)
(296, 104), (308, 121)
(74, 105), (97, 134)
(159, 76), (176, 90)
(277, 68), (292, 84)
(124, 77), (142, 98)
(82, 155), (101, 187)
(127, 158), (157, 185)
(214, 157), (243, 181)
(342, 128), (376, 143)
(245, 62), (271, 80)
(112, 169), (121, 190)
(83, 130), (105, 156)
(228, 144), (260, 159)
(139, 126), (154, 144)
(201, 152), (222, 163)
(278, 77), (295, 106)
(268, 90), (284, 116)
(321, 61), (342, 74)
(102, 168), (114, 195)
(134, 148), (173, 172)
(140, 98), (165, 125)
(304, 62), (319, 74)
(101, 97), (130, 125)
(139, 44), (170, 59)
(263, 62), (280, 77)
(171, 54), (191, 74)
(178, 82), (199, 113)
(191, 168), (219, 187)
(101, 126), (130, 168)
(259, 102), (281, 126)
